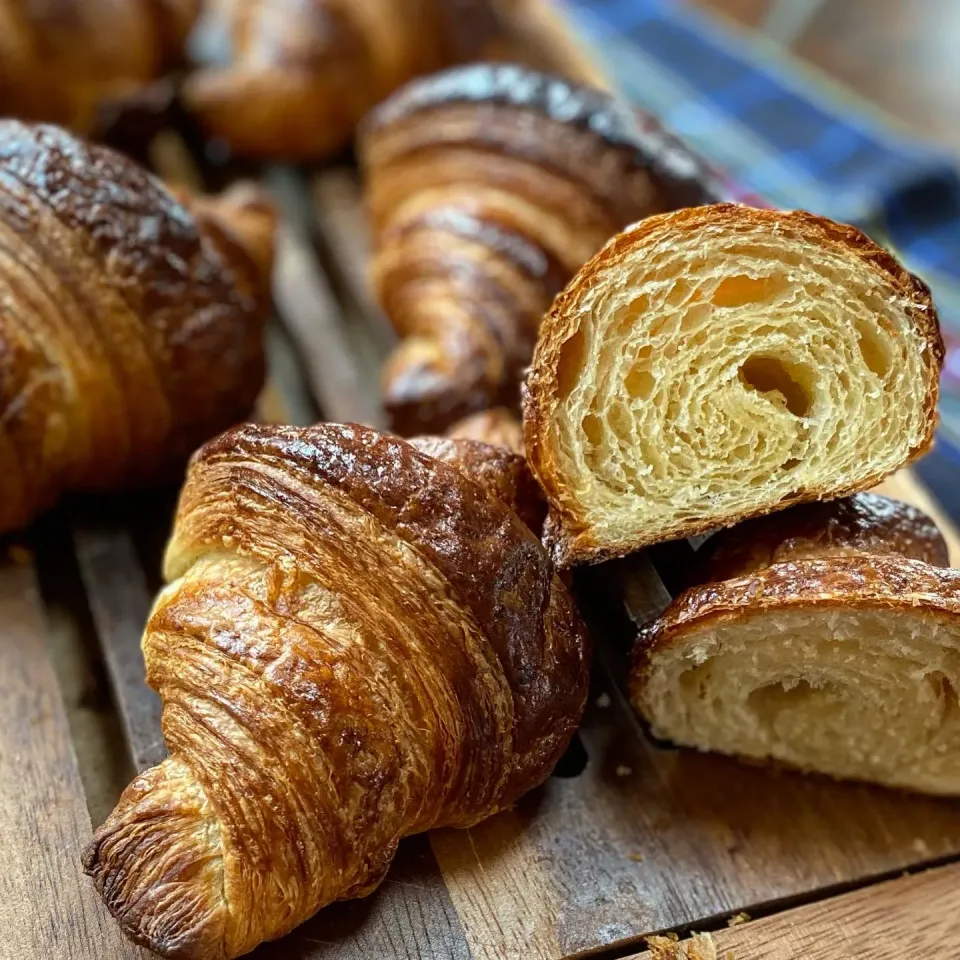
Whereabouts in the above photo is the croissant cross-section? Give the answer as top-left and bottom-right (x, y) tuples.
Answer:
(83, 423), (589, 960)
(524, 204), (944, 566)
(632, 494), (960, 796)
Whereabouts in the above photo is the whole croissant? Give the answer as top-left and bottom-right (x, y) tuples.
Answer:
(184, 0), (497, 159)
(0, 0), (197, 132)
(0, 121), (272, 533)
(84, 422), (589, 959)
(633, 493), (960, 795)
(361, 62), (718, 435)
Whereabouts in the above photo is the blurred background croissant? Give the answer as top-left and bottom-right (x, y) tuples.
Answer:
(184, 0), (500, 159)
(0, 0), (198, 133)
(0, 0), (499, 160)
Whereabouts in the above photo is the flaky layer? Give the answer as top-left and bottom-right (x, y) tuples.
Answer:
(85, 423), (588, 959)
(632, 556), (960, 795)
(525, 205), (944, 566)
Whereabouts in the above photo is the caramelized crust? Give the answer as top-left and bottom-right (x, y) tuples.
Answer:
(183, 0), (497, 159)
(361, 63), (718, 436)
(0, 121), (271, 533)
(410, 435), (546, 534)
(0, 0), (197, 133)
(631, 495), (960, 795)
(694, 491), (950, 583)
(84, 422), (588, 960)
(524, 204), (944, 566)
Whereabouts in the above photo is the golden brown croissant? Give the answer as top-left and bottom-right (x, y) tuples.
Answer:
(524, 204), (944, 566)
(361, 62), (718, 436)
(631, 494), (960, 795)
(84, 422), (589, 960)
(183, 0), (497, 160)
(447, 406), (525, 455)
(0, 121), (272, 534)
(0, 0), (197, 133)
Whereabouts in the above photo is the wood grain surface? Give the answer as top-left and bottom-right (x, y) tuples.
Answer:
(630, 860), (960, 959)
(0, 554), (148, 960)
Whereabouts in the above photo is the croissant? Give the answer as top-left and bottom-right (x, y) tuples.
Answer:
(0, 121), (272, 534)
(361, 62), (717, 436)
(631, 493), (960, 795)
(83, 422), (589, 960)
(524, 204), (945, 566)
(447, 407), (525, 455)
(183, 0), (497, 160)
(0, 0), (197, 133)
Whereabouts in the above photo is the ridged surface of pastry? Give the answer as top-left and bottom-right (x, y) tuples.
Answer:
(84, 422), (589, 960)
(0, 121), (271, 533)
(184, 0), (497, 159)
(631, 494), (960, 795)
(0, 0), (197, 132)
(362, 62), (718, 436)
(525, 204), (944, 566)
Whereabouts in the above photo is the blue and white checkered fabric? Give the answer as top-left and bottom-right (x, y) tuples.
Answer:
(558, 0), (960, 446)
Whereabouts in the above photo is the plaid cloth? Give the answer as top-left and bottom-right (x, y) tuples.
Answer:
(558, 0), (960, 452)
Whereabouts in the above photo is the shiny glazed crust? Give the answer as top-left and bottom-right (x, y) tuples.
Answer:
(693, 491), (950, 583)
(0, 0), (197, 132)
(83, 422), (589, 959)
(524, 204), (944, 567)
(410, 435), (546, 534)
(0, 121), (271, 533)
(362, 63), (718, 436)
(183, 0), (497, 160)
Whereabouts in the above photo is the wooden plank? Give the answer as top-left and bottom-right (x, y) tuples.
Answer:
(630, 860), (960, 959)
(267, 167), (385, 428)
(73, 527), (165, 773)
(0, 554), (148, 960)
(312, 168), (396, 352)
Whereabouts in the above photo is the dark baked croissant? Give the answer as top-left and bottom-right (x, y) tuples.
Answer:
(0, 121), (272, 534)
(361, 62), (717, 435)
(84, 422), (589, 960)
(183, 0), (497, 160)
(632, 493), (960, 795)
(524, 204), (945, 566)
(0, 0), (197, 133)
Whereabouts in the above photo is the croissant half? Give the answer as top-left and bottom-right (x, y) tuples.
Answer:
(0, 0), (197, 132)
(0, 121), (272, 533)
(361, 62), (718, 435)
(524, 204), (944, 566)
(631, 493), (960, 795)
(184, 0), (498, 159)
(84, 423), (589, 960)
